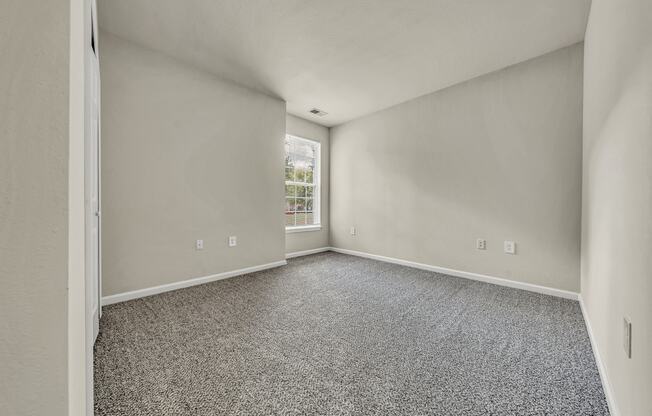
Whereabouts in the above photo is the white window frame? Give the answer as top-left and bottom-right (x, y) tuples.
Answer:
(285, 134), (321, 232)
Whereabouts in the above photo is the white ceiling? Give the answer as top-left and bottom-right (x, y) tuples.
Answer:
(98, 0), (591, 127)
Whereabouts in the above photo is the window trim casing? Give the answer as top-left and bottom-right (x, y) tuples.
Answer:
(285, 134), (321, 232)
(286, 224), (322, 233)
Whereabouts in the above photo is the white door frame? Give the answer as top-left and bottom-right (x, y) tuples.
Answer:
(87, 0), (101, 338)
(84, 0), (101, 413)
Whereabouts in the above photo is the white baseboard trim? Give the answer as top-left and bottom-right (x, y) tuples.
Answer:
(286, 247), (331, 259)
(101, 260), (287, 306)
(329, 247), (579, 300)
(579, 295), (619, 416)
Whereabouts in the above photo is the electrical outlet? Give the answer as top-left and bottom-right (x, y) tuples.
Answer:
(350, 226), (356, 236)
(623, 317), (632, 358)
(195, 239), (204, 250)
(228, 236), (237, 247)
(504, 240), (516, 254)
(476, 238), (487, 250)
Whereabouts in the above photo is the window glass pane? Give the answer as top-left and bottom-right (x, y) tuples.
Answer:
(285, 135), (320, 228)
(295, 167), (305, 183)
(305, 167), (314, 184)
(295, 198), (306, 212)
(295, 212), (307, 226)
(287, 154), (296, 168)
(285, 197), (296, 212)
(291, 141), (314, 159)
(285, 166), (294, 182)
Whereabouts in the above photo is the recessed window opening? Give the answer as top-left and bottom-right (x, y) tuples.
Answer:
(285, 134), (320, 230)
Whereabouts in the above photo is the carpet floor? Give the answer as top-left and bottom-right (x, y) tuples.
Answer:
(95, 252), (609, 415)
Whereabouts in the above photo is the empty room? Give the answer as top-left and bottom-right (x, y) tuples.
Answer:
(2, 0), (651, 415)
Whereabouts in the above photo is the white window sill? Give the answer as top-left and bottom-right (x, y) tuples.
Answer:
(286, 225), (322, 234)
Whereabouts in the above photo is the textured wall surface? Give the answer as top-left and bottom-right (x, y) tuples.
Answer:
(285, 114), (330, 254)
(581, 1), (652, 415)
(0, 1), (70, 414)
(330, 44), (584, 292)
(101, 33), (286, 296)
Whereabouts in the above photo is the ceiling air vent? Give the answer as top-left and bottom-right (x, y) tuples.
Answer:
(309, 108), (328, 117)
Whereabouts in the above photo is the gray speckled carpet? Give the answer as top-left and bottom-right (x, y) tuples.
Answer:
(94, 252), (609, 415)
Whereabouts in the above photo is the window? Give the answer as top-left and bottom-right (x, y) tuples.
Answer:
(285, 134), (320, 231)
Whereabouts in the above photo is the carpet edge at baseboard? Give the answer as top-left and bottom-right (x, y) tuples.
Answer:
(286, 247), (331, 259)
(103, 247), (579, 306)
(579, 295), (620, 416)
(328, 246), (579, 301)
(101, 259), (287, 306)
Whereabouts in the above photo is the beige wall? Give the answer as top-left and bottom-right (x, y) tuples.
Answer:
(100, 33), (286, 296)
(285, 114), (330, 254)
(581, 1), (652, 415)
(330, 44), (583, 292)
(0, 1), (70, 415)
